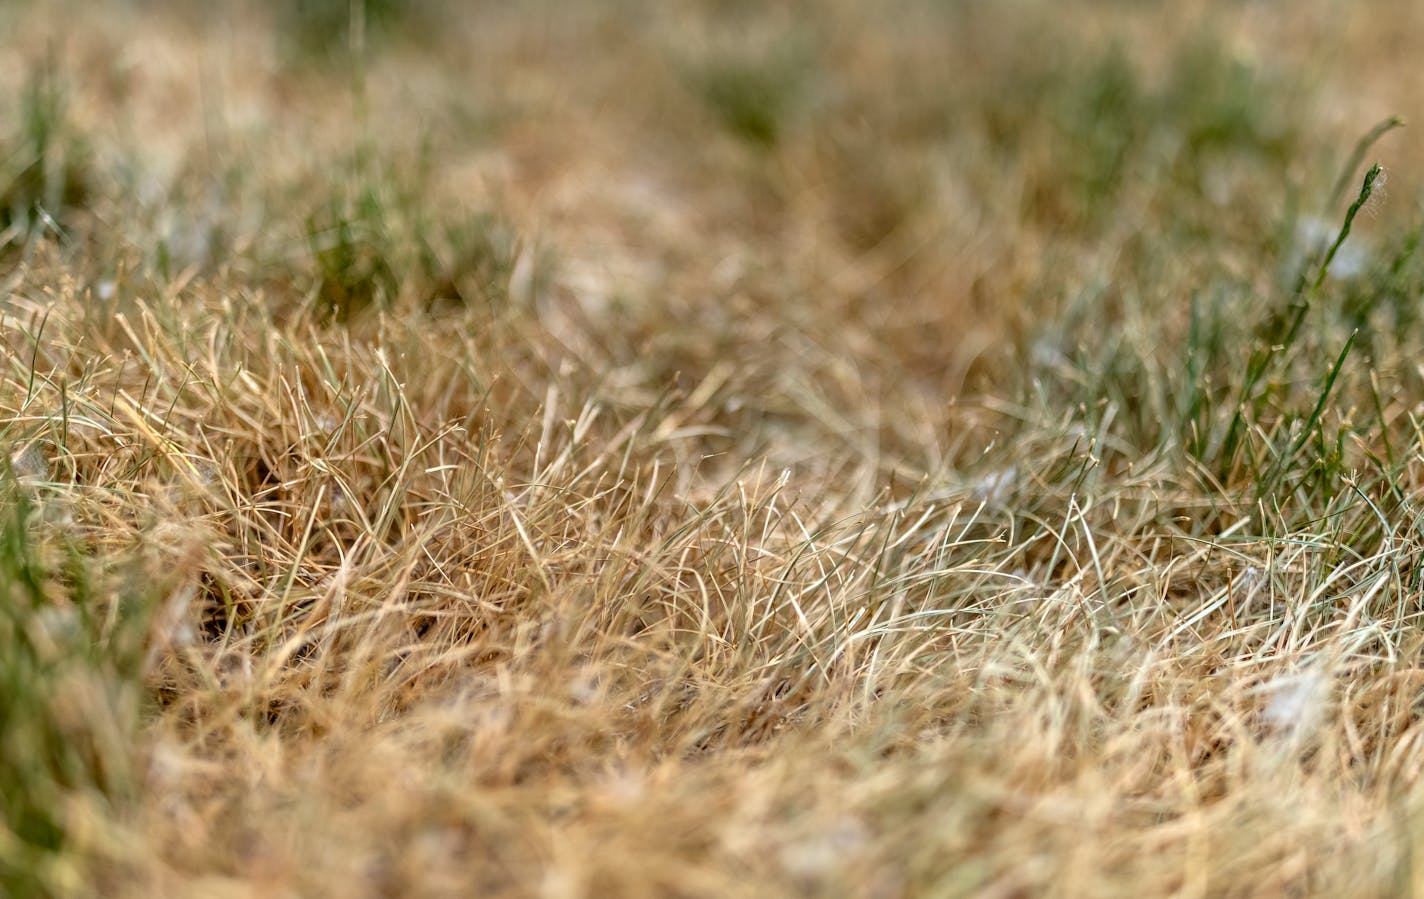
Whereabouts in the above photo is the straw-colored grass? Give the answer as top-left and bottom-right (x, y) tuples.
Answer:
(6, 1), (1424, 896)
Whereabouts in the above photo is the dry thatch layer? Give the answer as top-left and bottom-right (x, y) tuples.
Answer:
(5, 1), (1424, 896)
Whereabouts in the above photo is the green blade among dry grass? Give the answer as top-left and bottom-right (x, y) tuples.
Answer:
(6, 1), (1424, 896)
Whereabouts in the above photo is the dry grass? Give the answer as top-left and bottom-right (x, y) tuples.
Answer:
(7, 1), (1424, 896)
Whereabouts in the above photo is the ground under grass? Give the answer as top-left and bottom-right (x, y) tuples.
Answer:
(6, 1), (1424, 896)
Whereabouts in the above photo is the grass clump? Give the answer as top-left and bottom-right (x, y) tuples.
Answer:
(303, 156), (523, 319)
(306, 181), (400, 319)
(687, 35), (817, 148)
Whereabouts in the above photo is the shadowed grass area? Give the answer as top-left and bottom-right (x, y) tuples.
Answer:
(6, 0), (1424, 896)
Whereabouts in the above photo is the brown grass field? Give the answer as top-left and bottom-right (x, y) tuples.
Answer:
(7, 1), (1424, 896)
